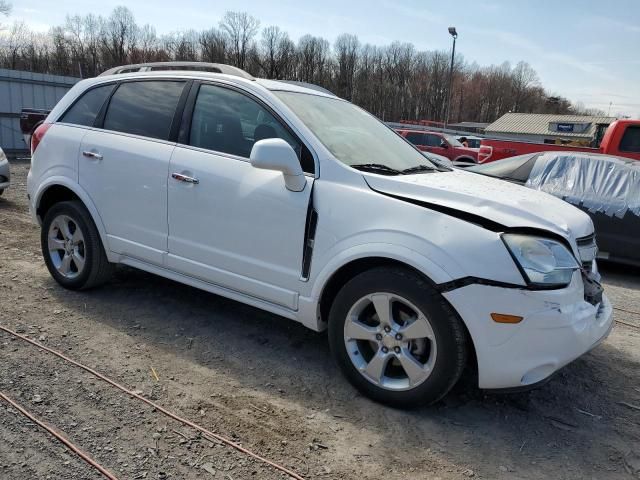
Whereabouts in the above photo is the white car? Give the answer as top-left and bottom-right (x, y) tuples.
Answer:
(0, 147), (9, 195)
(27, 64), (613, 407)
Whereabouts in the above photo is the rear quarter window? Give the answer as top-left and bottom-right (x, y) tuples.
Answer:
(103, 81), (186, 140)
(60, 84), (115, 127)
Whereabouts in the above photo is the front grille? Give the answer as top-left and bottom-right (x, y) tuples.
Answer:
(576, 233), (598, 273)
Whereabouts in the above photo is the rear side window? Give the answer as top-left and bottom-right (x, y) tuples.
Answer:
(103, 81), (186, 140)
(404, 132), (424, 145)
(60, 84), (115, 127)
(189, 84), (313, 171)
(620, 126), (640, 153)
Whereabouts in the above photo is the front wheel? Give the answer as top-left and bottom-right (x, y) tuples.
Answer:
(41, 200), (113, 290)
(328, 267), (468, 408)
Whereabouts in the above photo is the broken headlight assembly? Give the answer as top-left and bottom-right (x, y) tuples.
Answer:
(502, 234), (580, 288)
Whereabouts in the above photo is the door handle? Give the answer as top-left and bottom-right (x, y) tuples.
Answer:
(171, 172), (199, 184)
(82, 151), (103, 160)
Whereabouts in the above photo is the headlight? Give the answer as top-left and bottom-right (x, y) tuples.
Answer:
(502, 234), (580, 288)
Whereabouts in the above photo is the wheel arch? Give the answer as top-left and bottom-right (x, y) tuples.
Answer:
(315, 254), (479, 384)
(34, 179), (112, 260)
(454, 156), (476, 163)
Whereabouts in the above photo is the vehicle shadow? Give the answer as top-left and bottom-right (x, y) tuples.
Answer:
(599, 260), (640, 288)
(46, 265), (639, 479)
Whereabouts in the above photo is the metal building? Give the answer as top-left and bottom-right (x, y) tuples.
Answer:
(485, 113), (616, 146)
(0, 69), (79, 157)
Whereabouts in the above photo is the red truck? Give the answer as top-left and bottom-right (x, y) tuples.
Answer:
(478, 119), (640, 163)
(396, 129), (479, 163)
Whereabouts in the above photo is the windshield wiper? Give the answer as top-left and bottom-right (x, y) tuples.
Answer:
(401, 164), (438, 175)
(351, 163), (402, 175)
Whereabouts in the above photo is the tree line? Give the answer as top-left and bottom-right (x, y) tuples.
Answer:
(0, 6), (603, 123)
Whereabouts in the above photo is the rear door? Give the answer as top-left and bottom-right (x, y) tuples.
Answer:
(404, 131), (427, 150)
(167, 82), (314, 309)
(78, 80), (188, 265)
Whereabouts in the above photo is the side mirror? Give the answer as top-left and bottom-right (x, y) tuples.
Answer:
(250, 138), (306, 192)
(440, 141), (449, 149)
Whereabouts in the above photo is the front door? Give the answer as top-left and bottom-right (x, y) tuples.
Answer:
(167, 83), (314, 310)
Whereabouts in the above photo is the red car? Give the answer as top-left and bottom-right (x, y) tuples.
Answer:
(396, 129), (479, 163)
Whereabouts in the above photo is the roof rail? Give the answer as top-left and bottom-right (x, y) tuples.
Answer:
(276, 80), (336, 96)
(99, 62), (255, 80)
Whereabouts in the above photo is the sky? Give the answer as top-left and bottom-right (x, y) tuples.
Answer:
(11, 0), (640, 118)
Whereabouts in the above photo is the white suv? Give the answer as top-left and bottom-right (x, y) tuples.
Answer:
(27, 64), (613, 407)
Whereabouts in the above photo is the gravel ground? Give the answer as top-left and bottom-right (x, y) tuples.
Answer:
(1, 159), (640, 480)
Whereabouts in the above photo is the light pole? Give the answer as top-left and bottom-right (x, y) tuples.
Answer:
(444, 26), (458, 130)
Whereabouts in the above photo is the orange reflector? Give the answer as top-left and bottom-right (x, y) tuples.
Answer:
(491, 313), (523, 324)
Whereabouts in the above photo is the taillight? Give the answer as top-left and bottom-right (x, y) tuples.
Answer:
(478, 145), (492, 163)
(30, 123), (51, 155)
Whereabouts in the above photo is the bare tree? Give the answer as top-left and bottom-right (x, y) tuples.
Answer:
(3, 21), (27, 69)
(334, 33), (359, 100)
(511, 61), (539, 112)
(1, 6), (587, 123)
(200, 28), (227, 63)
(219, 11), (259, 70)
(101, 6), (138, 67)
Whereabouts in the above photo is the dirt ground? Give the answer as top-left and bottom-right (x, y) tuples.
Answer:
(1, 159), (640, 480)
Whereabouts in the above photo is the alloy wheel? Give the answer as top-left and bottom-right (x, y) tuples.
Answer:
(343, 292), (438, 391)
(47, 214), (86, 279)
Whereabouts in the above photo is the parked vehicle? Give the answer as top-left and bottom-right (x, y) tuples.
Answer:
(0, 147), (9, 195)
(20, 108), (49, 150)
(468, 152), (640, 267)
(478, 119), (640, 163)
(27, 64), (612, 407)
(396, 129), (479, 163)
(457, 135), (482, 149)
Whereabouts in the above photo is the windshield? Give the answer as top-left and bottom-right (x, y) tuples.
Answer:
(274, 91), (438, 171)
(444, 135), (463, 147)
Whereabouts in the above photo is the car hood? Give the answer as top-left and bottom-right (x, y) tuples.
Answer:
(363, 169), (594, 240)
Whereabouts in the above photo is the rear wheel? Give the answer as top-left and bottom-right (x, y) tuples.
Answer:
(328, 267), (467, 407)
(41, 201), (113, 290)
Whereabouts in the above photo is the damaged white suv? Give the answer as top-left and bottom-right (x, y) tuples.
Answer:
(27, 63), (613, 407)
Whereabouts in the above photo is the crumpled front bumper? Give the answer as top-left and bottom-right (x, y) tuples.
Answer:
(443, 272), (613, 389)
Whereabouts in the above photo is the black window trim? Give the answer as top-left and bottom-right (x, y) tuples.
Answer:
(94, 78), (191, 142)
(55, 81), (118, 128)
(178, 80), (318, 176)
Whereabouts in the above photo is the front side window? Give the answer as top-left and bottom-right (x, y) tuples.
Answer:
(189, 84), (312, 171)
(444, 135), (463, 147)
(103, 81), (186, 140)
(60, 84), (115, 127)
(274, 91), (437, 171)
(620, 126), (640, 153)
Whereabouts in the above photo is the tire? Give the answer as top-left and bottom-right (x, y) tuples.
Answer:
(0, 189), (4, 196)
(328, 266), (467, 408)
(41, 200), (113, 290)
